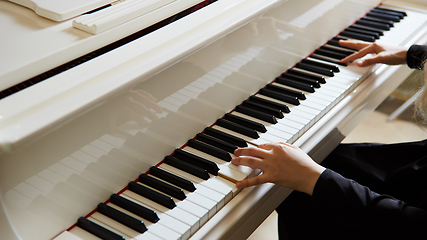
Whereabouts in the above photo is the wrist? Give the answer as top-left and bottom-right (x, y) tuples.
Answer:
(303, 165), (326, 196)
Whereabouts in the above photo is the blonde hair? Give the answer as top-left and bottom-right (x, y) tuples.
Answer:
(414, 62), (427, 124)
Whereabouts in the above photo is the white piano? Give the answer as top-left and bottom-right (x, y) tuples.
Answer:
(1, 0), (427, 239)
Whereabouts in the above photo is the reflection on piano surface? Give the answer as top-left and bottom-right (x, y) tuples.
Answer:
(1, 0), (427, 239)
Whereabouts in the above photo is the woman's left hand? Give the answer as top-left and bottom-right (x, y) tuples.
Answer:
(232, 142), (325, 195)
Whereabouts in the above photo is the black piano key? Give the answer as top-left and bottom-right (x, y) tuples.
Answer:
(203, 127), (248, 147)
(215, 118), (260, 139)
(346, 26), (380, 39)
(356, 19), (390, 30)
(372, 8), (405, 18)
(265, 83), (306, 100)
(97, 203), (147, 233)
(149, 166), (196, 192)
(301, 58), (340, 72)
(195, 133), (238, 153)
(173, 149), (220, 175)
(314, 48), (349, 60)
(164, 156), (210, 180)
(187, 139), (232, 162)
(295, 62), (334, 76)
(272, 78), (315, 93)
(320, 45), (354, 56)
(350, 24), (384, 35)
(77, 217), (125, 240)
(241, 100), (284, 119)
(223, 113), (267, 133)
(309, 54), (347, 67)
(128, 181), (176, 209)
(235, 105), (278, 124)
(340, 30), (375, 42)
(367, 12), (400, 22)
(110, 194), (159, 223)
(259, 88), (301, 105)
(362, 16), (395, 26)
(284, 69), (326, 84)
(139, 174), (186, 200)
(248, 95), (290, 113)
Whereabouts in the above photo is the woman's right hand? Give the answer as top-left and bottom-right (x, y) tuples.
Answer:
(339, 39), (407, 67)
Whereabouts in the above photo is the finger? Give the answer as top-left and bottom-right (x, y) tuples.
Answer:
(340, 44), (377, 64)
(231, 156), (265, 169)
(355, 56), (379, 67)
(257, 143), (276, 150)
(338, 39), (371, 50)
(234, 147), (269, 159)
(236, 174), (268, 188)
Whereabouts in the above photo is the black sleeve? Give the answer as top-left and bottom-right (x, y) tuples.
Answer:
(312, 169), (427, 239)
(407, 44), (427, 70)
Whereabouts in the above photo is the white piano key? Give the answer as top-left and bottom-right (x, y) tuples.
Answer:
(53, 231), (84, 240)
(69, 227), (102, 240)
(147, 223), (182, 240)
(133, 231), (163, 240)
(133, 181), (201, 233)
(88, 215), (132, 240)
(181, 146), (251, 182)
(229, 112), (296, 142)
(253, 94), (314, 123)
(158, 164), (224, 215)
(176, 200), (209, 227)
(211, 125), (268, 146)
(105, 203), (164, 240)
(121, 190), (190, 239)
(185, 193), (217, 218)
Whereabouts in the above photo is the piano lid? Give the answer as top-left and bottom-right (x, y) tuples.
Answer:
(0, 0), (222, 95)
(7, 0), (117, 21)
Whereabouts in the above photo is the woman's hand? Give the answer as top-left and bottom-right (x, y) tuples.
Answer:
(231, 142), (325, 195)
(339, 39), (407, 67)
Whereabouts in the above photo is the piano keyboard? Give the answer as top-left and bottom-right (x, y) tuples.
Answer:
(50, 5), (427, 240)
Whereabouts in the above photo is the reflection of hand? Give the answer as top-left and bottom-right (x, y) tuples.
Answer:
(231, 142), (325, 195)
(109, 89), (163, 130)
(339, 40), (407, 67)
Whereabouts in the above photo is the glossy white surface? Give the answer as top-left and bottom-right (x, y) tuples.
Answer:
(2, 0), (427, 239)
(0, 0), (203, 92)
(7, 0), (113, 21)
(72, 0), (201, 34)
(0, 0), (281, 152)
